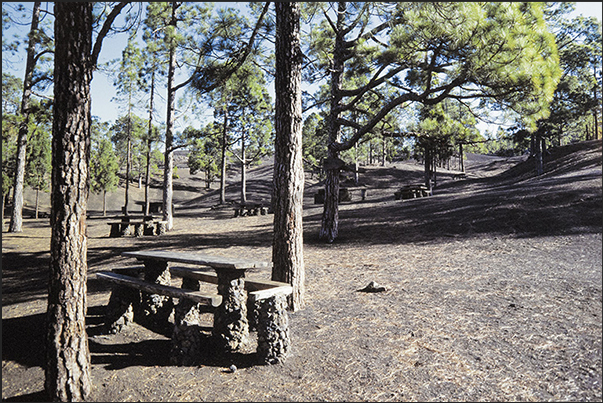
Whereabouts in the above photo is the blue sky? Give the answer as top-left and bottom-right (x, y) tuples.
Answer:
(3, 2), (602, 135)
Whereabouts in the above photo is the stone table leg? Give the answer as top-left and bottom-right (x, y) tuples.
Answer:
(213, 269), (249, 352)
(170, 278), (204, 366)
(109, 223), (121, 237)
(256, 293), (290, 364)
(103, 267), (142, 333)
(139, 259), (174, 333)
(104, 285), (141, 334)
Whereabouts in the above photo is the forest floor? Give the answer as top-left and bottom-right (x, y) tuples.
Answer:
(2, 139), (602, 402)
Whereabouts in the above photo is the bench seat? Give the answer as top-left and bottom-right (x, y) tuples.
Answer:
(169, 266), (293, 302)
(95, 271), (222, 307)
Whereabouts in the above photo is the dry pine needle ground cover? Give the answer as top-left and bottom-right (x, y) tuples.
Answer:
(2, 140), (602, 402)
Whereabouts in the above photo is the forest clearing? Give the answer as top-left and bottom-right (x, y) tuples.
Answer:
(3, 3), (601, 401)
(3, 140), (601, 402)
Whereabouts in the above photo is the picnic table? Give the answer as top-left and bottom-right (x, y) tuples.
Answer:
(394, 184), (431, 200)
(95, 249), (292, 365)
(106, 214), (167, 237)
(134, 200), (165, 214)
(313, 187), (353, 204)
(233, 202), (270, 217)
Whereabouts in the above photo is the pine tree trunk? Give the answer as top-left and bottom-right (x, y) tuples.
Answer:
(354, 142), (359, 185)
(272, 2), (305, 311)
(424, 147), (431, 189)
(124, 136), (131, 214)
(241, 135), (247, 204)
(144, 68), (155, 217)
(320, 165), (340, 243)
(9, 1), (41, 233)
(103, 190), (107, 216)
(319, 2), (347, 243)
(45, 3), (93, 400)
(535, 132), (543, 176)
(162, 3), (177, 230)
(219, 107), (228, 204)
(35, 188), (39, 219)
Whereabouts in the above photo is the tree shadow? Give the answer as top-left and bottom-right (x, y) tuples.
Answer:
(1, 251), (49, 306)
(2, 390), (50, 402)
(87, 333), (259, 371)
(86, 304), (260, 371)
(1, 305), (260, 379)
(2, 312), (46, 369)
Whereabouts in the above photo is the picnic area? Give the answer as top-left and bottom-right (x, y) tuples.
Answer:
(2, 140), (602, 402)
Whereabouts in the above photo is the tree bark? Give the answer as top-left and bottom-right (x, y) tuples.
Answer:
(35, 188), (39, 219)
(240, 133), (247, 204)
(319, 2), (347, 244)
(145, 68), (156, 217)
(219, 107), (228, 204)
(45, 3), (93, 400)
(272, 2), (305, 311)
(124, 133), (131, 214)
(459, 143), (464, 172)
(162, 2), (177, 230)
(9, 1), (41, 233)
(535, 132), (543, 176)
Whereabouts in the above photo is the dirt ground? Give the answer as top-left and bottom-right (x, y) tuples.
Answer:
(2, 140), (602, 402)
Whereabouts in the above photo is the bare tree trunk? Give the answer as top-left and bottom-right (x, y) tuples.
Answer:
(240, 133), (247, 204)
(424, 147), (431, 189)
(319, 1), (347, 244)
(162, 2), (177, 230)
(145, 69), (155, 217)
(35, 188), (39, 219)
(354, 142), (359, 185)
(9, 1), (41, 233)
(219, 107), (228, 204)
(124, 136), (131, 214)
(273, 1), (305, 311)
(594, 63), (599, 140)
(535, 132), (543, 176)
(45, 3), (93, 400)
(145, 141), (151, 216)
(103, 190), (107, 216)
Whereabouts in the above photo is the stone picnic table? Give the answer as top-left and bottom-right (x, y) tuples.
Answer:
(96, 249), (292, 365)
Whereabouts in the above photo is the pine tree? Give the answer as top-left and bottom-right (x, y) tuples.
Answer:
(91, 138), (119, 216)
(304, 2), (561, 243)
(24, 99), (52, 219)
(272, 2), (305, 311)
(45, 3), (127, 400)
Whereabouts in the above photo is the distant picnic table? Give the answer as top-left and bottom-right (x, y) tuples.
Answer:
(394, 184), (431, 200)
